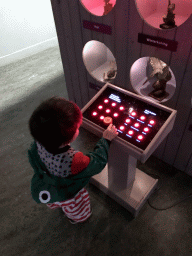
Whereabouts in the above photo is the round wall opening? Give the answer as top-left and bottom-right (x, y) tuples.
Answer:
(82, 40), (117, 83)
(130, 57), (176, 103)
(135, 0), (192, 30)
(80, 0), (116, 16)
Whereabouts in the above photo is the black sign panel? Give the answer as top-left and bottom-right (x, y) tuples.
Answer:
(138, 33), (178, 52)
(83, 20), (112, 35)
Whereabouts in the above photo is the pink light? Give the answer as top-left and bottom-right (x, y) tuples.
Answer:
(128, 130), (134, 135)
(119, 106), (124, 110)
(106, 109), (111, 113)
(98, 105), (103, 109)
(126, 118), (131, 123)
(113, 113), (118, 117)
(140, 116), (146, 120)
(149, 120), (155, 125)
(112, 103), (116, 107)
(100, 116), (104, 120)
(92, 112), (97, 116)
(144, 127), (149, 132)
(134, 123), (140, 128)
(120, 126), (125, 130)
(134, 0), (191, 30)
(131, 111), (136, 116)
(81, 0), (116, 17)
(104, 99), (109, 103)
(138, 135), (143, 140)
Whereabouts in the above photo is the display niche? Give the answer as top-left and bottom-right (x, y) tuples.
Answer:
(80, 0), (116, 16)
(135, 0), (192, 30)
(130, 57), (176, 103)
(82, 40), (117, 83)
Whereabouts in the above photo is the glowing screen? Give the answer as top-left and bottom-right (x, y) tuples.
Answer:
(83, 87), (171, 150)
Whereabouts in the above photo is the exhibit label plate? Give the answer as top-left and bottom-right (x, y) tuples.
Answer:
(83, 20), (112, 35)
(138, 33), (178, 52)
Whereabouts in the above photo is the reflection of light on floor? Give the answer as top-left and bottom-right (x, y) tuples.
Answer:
(128, 169), (158, 205)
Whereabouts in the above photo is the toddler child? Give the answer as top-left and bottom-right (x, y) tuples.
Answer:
(28, 96), (118, 224)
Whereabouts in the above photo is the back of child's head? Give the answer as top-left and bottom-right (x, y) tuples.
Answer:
(29, 96), (83, 152)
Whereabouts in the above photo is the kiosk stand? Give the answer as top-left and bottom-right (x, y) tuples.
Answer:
(81, 82), (177, 217)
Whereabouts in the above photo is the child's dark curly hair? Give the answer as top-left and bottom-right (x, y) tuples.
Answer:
(29, 96), (83, 152)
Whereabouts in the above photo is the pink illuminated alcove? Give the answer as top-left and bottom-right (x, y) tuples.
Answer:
(80, 0), (116, 16)
(135, 0), (192, 29)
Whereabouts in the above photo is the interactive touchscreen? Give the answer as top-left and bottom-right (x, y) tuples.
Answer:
(83, 87), (171, 150)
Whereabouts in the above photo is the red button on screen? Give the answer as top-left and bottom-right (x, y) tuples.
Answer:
(134, 123), (140, 128)
(149, 120), (155, 125)
(138, 135), (143, 140)
(144, 127), (149, 132)
(126, 118), (131, 123)
(128, 130), (134, 135)
(131, 112), (136, 116)
(92, 112), (97, 116)
(140, 116), (146, 120)
(103, 116), (112, 124)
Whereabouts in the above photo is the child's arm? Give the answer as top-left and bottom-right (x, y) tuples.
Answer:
(68, 137), (111, 180)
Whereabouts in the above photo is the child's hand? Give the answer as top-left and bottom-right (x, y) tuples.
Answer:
(103, 123), (119, 141)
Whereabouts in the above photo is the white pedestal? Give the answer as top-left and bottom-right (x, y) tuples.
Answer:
(90, 164), (158, 217)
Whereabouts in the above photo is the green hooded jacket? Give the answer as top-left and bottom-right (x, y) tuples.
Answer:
(28, 137), (111, 204)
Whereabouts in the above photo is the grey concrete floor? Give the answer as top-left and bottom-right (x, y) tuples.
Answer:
(1, 46), (192, 256)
